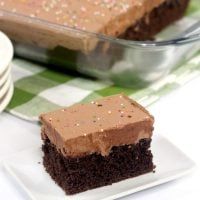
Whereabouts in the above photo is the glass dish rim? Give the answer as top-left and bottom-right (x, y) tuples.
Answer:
(1, 8), (200, 48)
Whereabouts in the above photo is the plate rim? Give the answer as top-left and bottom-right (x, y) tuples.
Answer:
(2, 135), (196, 200)
(0, 76), (12, 99)
(0, 66), (11, 88)
(0, 82), (14, 113)
(0, 31), (13, 75)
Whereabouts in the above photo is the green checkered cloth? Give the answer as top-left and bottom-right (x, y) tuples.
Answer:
(6, 1), (200, 121)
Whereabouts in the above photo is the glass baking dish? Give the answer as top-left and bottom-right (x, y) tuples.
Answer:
(0, 2), (200, 88)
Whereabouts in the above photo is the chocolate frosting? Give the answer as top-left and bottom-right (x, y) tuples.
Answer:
(0, 0), (165, 51)
(40, 94), (154, 158)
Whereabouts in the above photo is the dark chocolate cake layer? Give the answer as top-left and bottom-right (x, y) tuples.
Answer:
(121, 0), (190, 41)
(42, 138), (154, 195)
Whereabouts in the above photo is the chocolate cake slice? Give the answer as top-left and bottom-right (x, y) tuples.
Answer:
(40, 94), (155, 195)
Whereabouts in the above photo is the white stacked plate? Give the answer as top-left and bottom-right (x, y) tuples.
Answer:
(0, 31), (14, 113)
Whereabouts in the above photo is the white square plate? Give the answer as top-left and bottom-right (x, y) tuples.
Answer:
(2, 135), (195, 200)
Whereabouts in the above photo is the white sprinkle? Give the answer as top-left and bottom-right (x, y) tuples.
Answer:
(55, 10), (62, 15)
(81, 6), (86, 12)
(30, 14), (35, 18)
(12, 8), (16, 13)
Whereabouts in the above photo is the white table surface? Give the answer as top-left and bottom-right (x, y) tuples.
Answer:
(0, 76), (200, 200)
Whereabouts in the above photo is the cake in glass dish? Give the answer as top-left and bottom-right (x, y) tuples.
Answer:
(0, 0), (192, 86)
(0, 0), (189, 43)
(40, 94), (155, 195)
